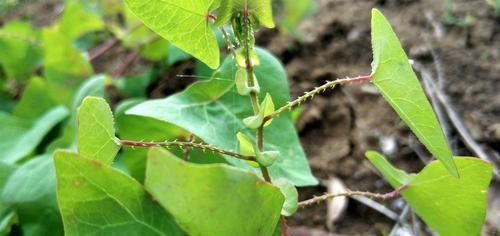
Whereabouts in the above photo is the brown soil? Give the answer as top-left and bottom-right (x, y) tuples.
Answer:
(3, 0), (500, 235)
(258, 0), (500, 235)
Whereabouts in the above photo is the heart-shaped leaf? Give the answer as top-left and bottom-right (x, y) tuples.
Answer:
(365, 151), (492, 236)
(54, 151), (182, 235)
(145, 147), (284, 236)
(370, 9), (458, 177)
(125, 0), (219, 68)
(127, 48), (317, 186)
(77, 97), (120, 165)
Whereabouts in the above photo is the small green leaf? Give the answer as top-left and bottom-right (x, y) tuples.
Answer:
(54, 151), (182, 235)
(47, 75), (108, 152)
(56, 1), (104, 41)
(274, 178), (298, 216)
(370, 9), (458, 177)
(365, 151), (415, 187)
(145, 147), (284, 236)
(0, 106), (69, 164)
(128, 48), (317, 186)
(365, 152), (492, 236)
(77, 97), (120, 164)
(237, 132), (255, 156)
(256, 150), (279, 167)
(12, 77), (58, 119)
(243, 93), (274, 129)
(2, 155), (63, 236)
(215, 0), (275, 28)
(43, 28), (93, 81)
(0, 21), (41, 81)
(125, 0), (219, 68)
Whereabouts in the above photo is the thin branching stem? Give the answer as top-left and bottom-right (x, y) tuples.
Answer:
(120, 140), (257, 162)
(298, 185), (409, 208)
(265, 75), (372, 121)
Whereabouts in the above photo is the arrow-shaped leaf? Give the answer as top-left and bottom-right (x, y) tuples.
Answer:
(370, 9), (458, 177)
(365, 151), (492, 236)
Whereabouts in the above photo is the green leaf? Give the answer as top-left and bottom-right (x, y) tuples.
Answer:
(0, 162), (16, 235)
(243, 93), (274, 129)
(77, 97), (120, 164)
(57, 0), (104, 41)
(54, 151), (182, 235)
(145, 147), (284, 236)
(365, 151), (415, 187)
(124, 0), (220, 68)
(13, 77), (58, 119)
(0, 106), (69, 164)
(365, 152), (492, 236)
(2, 155), (63, 236)
(215, 0), (275, 28)
(370, 9), (458, 177)
(274, 178), (298, 216)
(128, 48), (317, 186)
(141, 39), (170, 61)
(43, 27), (93, 82)
(47, 75), (108, 152)
(0, 21), (42, 81)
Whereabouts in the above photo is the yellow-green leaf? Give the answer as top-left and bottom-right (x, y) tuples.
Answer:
(365, 151), (492, 236)
(124, 0), (219, 68)
(370, 9), (458, 177)
(77, 97), (120, 164)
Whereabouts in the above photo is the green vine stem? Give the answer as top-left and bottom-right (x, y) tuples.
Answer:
(265, 75), (372, 121)
(298, 184), (409, 208)
(120, 140), (257, 162)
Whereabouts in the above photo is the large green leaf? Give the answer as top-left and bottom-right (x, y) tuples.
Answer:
(2, 155), (63, 236)
(54, 151), (182, 235)
(124, 0), (219, 68)
(77, 97), (120, 165)
(365, 152), (492, 236)
(43, 27), (93, 82)
(215, 0), (275, 28)
(0, 106), (69, 164)
(57, 1), (104, 41)
(0, 21), (42, 81)
(370, 9), (458, 177)
(145, 147), (284, 236)
(128, 48), (317, 186)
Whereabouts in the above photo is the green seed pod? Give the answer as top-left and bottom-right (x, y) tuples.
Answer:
(235, 49), (247, 68)
(235, 68), (251, 96)
(256, 150), (279, 167)
(235, 68), (260, 96)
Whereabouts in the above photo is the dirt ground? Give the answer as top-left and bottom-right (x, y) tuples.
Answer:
(261, 0), (500, 235)
(3, 0), (500, 235)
